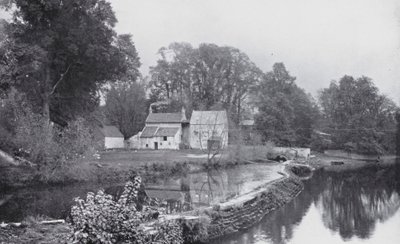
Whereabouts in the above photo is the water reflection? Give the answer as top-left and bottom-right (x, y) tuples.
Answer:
(214, 163), (400, 244)
(0, 163), (282, 222)
(317, 165), (400, 240)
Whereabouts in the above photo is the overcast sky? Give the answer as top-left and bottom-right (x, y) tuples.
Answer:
(110, 0), (400, 103)
(1, 0), (399, 102)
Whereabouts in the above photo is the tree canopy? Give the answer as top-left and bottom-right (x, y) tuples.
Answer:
(149, 42), (261, 124)
(253, 63), (319, 147)
(319, 76), (398, 154)
(0, 0), (138, 125)
(104, 81), (147, 139)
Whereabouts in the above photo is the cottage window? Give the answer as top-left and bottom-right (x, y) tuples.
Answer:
(163, 136), (167, 141)
(146, 144), (148, 148)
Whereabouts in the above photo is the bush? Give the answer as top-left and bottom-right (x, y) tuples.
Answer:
(0, 89), (96, 182)
(70, 175), (183, 244)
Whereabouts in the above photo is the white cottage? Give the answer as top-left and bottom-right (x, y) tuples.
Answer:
(99, 125), (124, 149)
(133, 109), (189, 150)
(189, 110), (228, 150)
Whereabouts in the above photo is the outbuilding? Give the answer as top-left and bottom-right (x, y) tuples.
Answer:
(189, 110), (229, 150)
(100, 125), (124, 149)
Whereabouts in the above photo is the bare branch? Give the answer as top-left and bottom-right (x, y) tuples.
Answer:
(50, 64), (72, 95)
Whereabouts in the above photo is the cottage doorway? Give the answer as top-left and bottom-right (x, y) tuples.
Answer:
(154, 142), (158, 150)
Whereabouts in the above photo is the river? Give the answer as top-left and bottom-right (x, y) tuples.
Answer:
(1, 162), (399, 244)
(0, 163), (283, 222)
(211, 162), (400, 244)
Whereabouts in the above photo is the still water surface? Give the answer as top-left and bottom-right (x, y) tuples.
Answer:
(211, 163), (400, 244)
(0, 163), (282, 222)
(1, 162), (399, 244)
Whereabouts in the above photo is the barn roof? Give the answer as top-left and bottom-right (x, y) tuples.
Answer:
(190, 110), (228, 125)
(140, 126), (158, 138)
(140, 126), (180, 138)
(101, 126), (123, 138)
(146, 112), (187, 123)
(154, 127), (179, 137)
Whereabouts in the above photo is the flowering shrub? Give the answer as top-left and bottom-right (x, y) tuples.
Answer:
(70, 175), (183, 244)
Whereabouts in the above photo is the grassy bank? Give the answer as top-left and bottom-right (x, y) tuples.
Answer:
(0, 146), (271, 189)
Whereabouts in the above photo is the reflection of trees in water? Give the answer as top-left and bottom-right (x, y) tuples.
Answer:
(189, 168), (229, 206)
(211, 171), (326, 244)
(316, 165), (400, 240)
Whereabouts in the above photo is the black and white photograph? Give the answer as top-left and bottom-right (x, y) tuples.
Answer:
(0, 0), (400, 243)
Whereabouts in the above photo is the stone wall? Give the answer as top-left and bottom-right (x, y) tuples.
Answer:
(156, 165), (307, 243)
(204, 176), (303, 239)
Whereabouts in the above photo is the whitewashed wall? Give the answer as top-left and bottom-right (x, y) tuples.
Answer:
(104, 137), (124, 149)
(189, 124), (228, 150)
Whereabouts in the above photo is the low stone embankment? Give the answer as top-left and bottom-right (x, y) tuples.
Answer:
(205, 176), (303, 239)
(161, 163), (308, 242)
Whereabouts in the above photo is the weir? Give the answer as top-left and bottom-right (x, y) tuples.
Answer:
(144, 162), (311, 241)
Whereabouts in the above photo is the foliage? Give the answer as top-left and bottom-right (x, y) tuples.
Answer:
(104, 80), (147, 139)
(319, 76), (398, 155)
(149, 42), (261, 124)
(70, 175), (183, 244)
(0, 0), (138, 125)
(253, 63), (319, 147)
(0, 89), (95, 182)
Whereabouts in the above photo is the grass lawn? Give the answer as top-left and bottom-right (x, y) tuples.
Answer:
(98, 149), (211, 166)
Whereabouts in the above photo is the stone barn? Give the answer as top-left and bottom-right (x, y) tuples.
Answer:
(189, 110), (228, 150)
(133, 108), (189, 150)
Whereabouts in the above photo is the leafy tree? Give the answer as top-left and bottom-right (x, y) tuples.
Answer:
(319, 76), (398, 154)
(104, 81), (147, 139)
(0, 0), (136, 125)
(253, 63), (319, 147)
(149, 42), (261, 124)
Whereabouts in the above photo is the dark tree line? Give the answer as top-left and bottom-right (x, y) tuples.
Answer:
(252, 63), (320, 147)
(318, 76), (398, 154)
(149, 42), (399, 153)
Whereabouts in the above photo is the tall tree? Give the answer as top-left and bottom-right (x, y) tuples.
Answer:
(104, 81), (147, 139)
(0, 0), (135, 125)
(149, 42), (261, 124)
(253, 63), (319, 147)
(319, 76), (398, 154)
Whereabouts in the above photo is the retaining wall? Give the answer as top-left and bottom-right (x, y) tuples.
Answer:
(204, 176), (303, 239)
(156, 164), (307, 242)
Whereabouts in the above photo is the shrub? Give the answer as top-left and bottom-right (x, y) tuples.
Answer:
(70, 175), (183, 244)
(0, 89), (96, 182)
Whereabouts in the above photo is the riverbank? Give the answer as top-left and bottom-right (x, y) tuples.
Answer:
(0, 146), (277, 189)
(299, 153), (399, 172)
(0, 150), (211, 189)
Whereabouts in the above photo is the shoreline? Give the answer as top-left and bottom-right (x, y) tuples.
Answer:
(299, 153), (399, 172)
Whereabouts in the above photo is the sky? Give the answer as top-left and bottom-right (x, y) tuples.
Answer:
(1, 0), (399, 102)
(109, 0), (400, 103)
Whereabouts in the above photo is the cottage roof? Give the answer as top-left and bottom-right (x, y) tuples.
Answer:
(154, 127), (179, 137)
(146, 112), (186, 123)
(101, 126), (123, 138)
(140, 126), (158, 138)
(190, 110), (228, 125)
